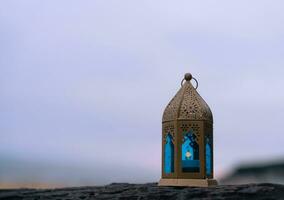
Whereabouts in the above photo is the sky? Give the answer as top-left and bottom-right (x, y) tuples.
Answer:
(1, 0), (284, 186)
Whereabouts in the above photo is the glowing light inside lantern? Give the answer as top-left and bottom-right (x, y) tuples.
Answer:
(185, 151), (191, 159)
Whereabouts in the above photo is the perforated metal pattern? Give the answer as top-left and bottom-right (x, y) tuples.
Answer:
(180, 122), (201, 143)
(205, 122), (213, 137)
(162, 86), (185, 122)
(163, 122), (175, 142)
(162, 81), (213, 122)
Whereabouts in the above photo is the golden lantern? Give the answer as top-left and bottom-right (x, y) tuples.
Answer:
(158, 73), (218, 187)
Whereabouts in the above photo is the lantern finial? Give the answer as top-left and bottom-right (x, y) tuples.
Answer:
(184, 73), (192, 81)
(181, 73), (199, 89)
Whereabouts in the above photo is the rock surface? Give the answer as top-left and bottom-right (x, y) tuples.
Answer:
(1, 183), (284, 200)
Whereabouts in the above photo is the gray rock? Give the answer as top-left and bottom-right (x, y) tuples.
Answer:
(0, 183), (284, 200)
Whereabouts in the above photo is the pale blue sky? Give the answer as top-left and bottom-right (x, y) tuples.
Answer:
(1, 0), (284, 185)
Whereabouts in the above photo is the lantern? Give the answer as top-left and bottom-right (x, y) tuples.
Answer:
(158, 73), (218, 187)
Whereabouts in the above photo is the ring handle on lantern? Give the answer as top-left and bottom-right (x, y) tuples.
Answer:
(181, 74), (199, 89)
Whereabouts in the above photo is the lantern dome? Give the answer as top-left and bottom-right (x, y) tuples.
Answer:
(162, 73), (213, 123)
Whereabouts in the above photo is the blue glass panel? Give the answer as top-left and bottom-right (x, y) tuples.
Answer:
(182, 131), (200, 172)
(205, 137), (212, 176)
(164, 134), (174, 174)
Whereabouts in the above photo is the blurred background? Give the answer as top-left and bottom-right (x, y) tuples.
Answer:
(1, 0), (284, 188)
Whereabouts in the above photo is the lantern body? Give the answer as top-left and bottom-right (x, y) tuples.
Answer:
(158, 74), (217, 187)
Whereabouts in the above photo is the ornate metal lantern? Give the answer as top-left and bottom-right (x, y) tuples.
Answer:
(158, 73), (218, 187)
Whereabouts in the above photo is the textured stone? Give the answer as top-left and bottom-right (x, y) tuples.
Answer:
(0, 183), (283, 200)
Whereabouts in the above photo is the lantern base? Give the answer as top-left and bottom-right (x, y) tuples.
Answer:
(158, 178), (218, 187)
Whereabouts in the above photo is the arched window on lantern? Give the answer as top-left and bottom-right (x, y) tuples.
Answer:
(205, 136), (212, 177)
(182, 131), (200, 173)
(164, 133), (174, 174)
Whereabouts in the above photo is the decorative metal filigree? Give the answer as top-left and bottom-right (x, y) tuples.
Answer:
(162, 80), (213, 122)
(205, 122), (213, 135)
(162, 86), (185, 122)
(163, 123), (175, 142)
(180, 123), (200, 143)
